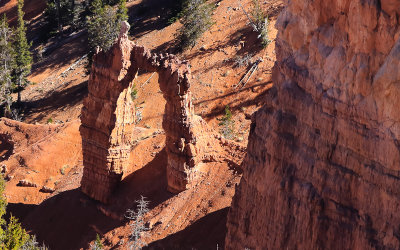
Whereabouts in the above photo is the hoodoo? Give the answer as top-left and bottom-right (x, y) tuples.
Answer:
(80, 22), (221, 203)
(226, 0), (400, 249)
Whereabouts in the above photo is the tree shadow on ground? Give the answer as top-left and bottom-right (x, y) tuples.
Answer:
(20, 80), (88, 122)
(146, 207), (229, 250)
(128, 0), (181, 39)
(188, 25), (262, 62)
(154, 24), (264, 67)
(195, 80), (274, 120)
(153, 0), (285, 67)
(29, 33), (89, 82)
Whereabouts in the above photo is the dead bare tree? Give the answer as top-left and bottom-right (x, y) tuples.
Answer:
(126, 196), (150, 250)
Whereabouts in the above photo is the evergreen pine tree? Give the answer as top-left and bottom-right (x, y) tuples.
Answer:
(44, 0), (75, 37)
(90, 234), (103, 250)
(177, 0), (214, 51)
(87, 0), (128, 52)
(116, 0), (128, 23)
(219, 105), (235, 140)
(0, 175), (32, 249)
(72, 0), (85, 29)
(55, 0), (63, 37)
(3, 216), (29, 249)
(89, 0), (103, 15)
(0, 14), (15, 117)
(86, 0), (129, 70)
(0, 174), (7, 243)
(13, 0), (32, 105)
(87, 4), (118, 52)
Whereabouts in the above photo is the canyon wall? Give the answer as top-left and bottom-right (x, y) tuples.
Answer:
(80, 22), (221, 203)
(226, 0), (400, 249)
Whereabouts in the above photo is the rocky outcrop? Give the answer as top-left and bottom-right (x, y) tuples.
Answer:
(40, 186), (55, 193)
(18, 180), (37, 188)
(80, 22), (223, 203)
(226, 1), (400, 249)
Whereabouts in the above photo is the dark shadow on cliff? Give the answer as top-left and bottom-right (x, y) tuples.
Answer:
(20, 80), (88, 122)
(7, 189), (122, 250)
(107, 148), (174, 214)
(146, 208), (229, 250)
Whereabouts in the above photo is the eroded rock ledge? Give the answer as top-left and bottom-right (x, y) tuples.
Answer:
(80, 22), (229, 203)
(226, 1), (400, 249)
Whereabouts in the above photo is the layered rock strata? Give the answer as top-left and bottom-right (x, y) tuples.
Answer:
(80, 22), (222, 203)
(226, 1), (400, 249)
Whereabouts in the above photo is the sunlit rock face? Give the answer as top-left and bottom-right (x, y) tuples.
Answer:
(226, 1), (400, 249)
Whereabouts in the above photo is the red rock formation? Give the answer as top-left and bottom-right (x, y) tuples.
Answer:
(226, 1), (400, 249)
(80, 22), (223, 203)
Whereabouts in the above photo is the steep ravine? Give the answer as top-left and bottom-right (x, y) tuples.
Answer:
(226, 0), (400, 249)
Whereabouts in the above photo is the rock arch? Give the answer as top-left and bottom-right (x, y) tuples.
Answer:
(80, 22), (219, 203)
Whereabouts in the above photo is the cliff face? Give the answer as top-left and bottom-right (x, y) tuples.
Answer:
(80, 22), (224, 203)
(226, 0), (400, 249)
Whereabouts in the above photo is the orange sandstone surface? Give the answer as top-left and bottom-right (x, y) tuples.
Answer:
(226, 0), (400, 249)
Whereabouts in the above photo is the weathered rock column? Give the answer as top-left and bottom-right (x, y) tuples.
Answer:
(80, 23), (137, 203)
(158, 61), (198, 193)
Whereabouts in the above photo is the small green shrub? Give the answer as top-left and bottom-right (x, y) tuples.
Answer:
(60, 165), (68, 175)
(219, 105), (235, 140)
(86, 0), (128, 70)
(131, 83), (138, 101)
(90, 234), (103, 250)
(47, 117), (53, 124)
(250, 0), (271, 47)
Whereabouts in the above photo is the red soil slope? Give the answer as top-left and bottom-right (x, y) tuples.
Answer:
(0, 0), (46, 24)
(0, 0), (284, 248)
